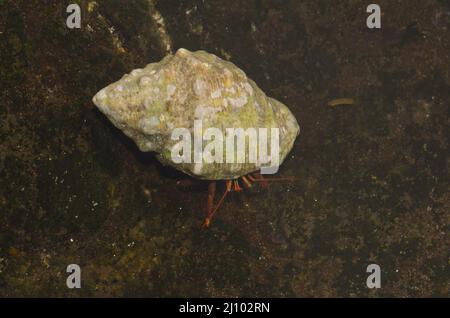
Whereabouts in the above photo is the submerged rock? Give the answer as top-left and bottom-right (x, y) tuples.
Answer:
(93, 48), (299, 180)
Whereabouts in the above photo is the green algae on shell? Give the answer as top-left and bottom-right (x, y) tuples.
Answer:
(92, 48), (299, 180)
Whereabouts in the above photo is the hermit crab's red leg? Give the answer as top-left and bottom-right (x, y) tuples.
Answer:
(203, 180), (232, 227)
(251, 173), (296, 185)
(252, 172), (269, 189)
(233, 180), (243, 192)
(206, 181), (216, 216)
(241, 175), (252, 189)
(254, 175), (297, 182)
(176, 179), (195, 187)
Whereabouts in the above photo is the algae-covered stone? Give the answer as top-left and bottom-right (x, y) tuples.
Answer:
(93, 48), (299, 180)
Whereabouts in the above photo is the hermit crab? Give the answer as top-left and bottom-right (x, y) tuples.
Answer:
(93, 48), (299, 226)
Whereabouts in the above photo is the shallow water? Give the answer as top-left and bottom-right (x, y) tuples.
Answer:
(0, 0), (449, 297)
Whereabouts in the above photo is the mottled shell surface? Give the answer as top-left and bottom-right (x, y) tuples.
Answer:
(93, 48), (299, 180)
